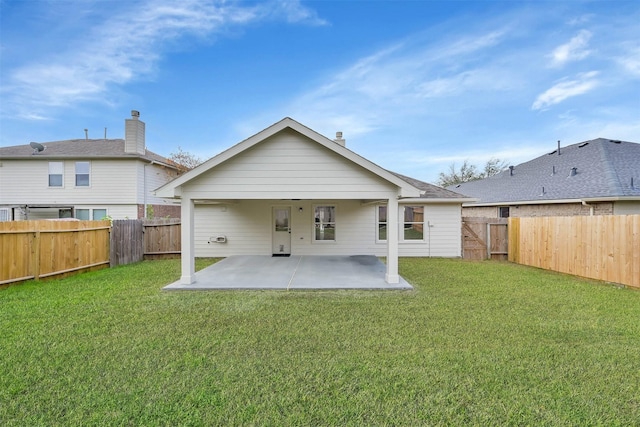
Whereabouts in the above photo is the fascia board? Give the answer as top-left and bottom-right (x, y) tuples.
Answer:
(155, 117), (423, 199)
(154, 118), (295, 197)
(287, 122), (422, 197)
(463, 196), (640, 207)
(401, 198), (477, 204)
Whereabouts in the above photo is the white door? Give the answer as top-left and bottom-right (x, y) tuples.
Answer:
(272, 207), (291, 255)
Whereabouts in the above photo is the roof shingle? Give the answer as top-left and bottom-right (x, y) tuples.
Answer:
(447, 138), (640, 204)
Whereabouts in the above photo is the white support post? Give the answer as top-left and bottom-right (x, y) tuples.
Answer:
(180, 196), (195, 284)
(386, 197), (400, 284)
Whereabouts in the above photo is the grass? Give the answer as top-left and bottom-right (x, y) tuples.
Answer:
(1, 258), (639, 425)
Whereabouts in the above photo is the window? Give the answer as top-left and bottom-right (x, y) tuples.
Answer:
(377, 206), (387, 241)
(314, 205), (335, 241)
(403, 206), (424, 240)
(75, 208), (107, 220)
(75, 209), (90, 220)
(48, 162), (63, 187)
(59, 209), (72, 219)
(499, 206), (510, 218)
(0, 208), (10, 222)
(75, 162), (90, 186)
(93, 209), (107, 220)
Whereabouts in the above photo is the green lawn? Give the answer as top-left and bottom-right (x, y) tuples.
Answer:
(1, 258), (639, 425)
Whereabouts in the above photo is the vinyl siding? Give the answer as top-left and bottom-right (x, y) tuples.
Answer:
(194, 200), (462, 258)
(0, 159), (138, 204)
(183, 129), (398, 200)
(0, 158), (178, 218)
(138, 162), (180, 206)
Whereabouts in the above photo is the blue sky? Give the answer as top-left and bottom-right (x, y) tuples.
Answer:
(1, 0), (639, 184)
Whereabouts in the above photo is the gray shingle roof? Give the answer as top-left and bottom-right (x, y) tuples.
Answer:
(390, 171), (470, 199)
(447, 138), (640, 204)
(0, 139), (177, 168)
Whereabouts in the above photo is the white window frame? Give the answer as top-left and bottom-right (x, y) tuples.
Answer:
(0, 208), (11, 222)
(498, 206), (510, 218)
(313, 204), (336, 243)
(376, 205), (388, 243)
(75, 208), (108, 220)
(92, 208), (107, 220)
(48, 161), (64, 187)
(75, 161), (91, 187)
(402, 205), (425, 243)
(75, 209), (90, 220)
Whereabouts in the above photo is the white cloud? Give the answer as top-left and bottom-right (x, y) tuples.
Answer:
(549, 29), (592, 67)
(532, 71), (599, 110)
(281, 27), (514, 139)
(617, 46), (640, 77)
(2, 0), (325, 120)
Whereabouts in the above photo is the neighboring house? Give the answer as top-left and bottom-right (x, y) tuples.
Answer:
(155, 117), (471, 285)
(0, 111), (181, 221)
(448, 138), (640, 218)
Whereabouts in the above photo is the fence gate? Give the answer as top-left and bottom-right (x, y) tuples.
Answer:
(462, 217), (508, 260)
(110, 220), (144, 267)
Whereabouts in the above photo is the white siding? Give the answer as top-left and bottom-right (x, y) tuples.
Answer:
(183, 129), (398, 200)
(194, 200), (462, 258)
(138, 162), (180, 206)
(0, 158), (178, 220)
(0, 159), (137, 205)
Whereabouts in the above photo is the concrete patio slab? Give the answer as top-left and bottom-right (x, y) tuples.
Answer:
(163, 255), (413, 290)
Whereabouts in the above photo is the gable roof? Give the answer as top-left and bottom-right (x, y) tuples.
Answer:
(156, 117), (465, 200)
(448, 138), (640, 205)
(0, 139), (178, 169)
(389, 171), (470, 201)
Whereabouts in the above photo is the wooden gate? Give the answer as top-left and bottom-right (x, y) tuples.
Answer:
(462, 217), (508, 260)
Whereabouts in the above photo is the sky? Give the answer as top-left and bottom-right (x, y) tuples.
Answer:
(1, 0), (639, 184)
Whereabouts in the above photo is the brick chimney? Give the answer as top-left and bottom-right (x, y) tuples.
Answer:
(125, 110), (145, 154)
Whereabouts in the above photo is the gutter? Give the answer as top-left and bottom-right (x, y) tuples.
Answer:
(462, 196), (640, 207)
(581, 200), (594, 216)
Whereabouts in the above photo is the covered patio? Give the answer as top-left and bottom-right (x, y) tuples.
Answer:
(163, 255), (413, 290)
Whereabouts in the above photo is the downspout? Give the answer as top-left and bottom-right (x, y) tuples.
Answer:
(581, 200), (594, 216)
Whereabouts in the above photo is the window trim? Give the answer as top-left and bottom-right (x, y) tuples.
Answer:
(376, 205), (388, 243)
(75, 161), (91, 187)
(402, 205), (425, 243)
(92, 208), (107, 220)
(48, 161), (64, 188)
(498, 206), (510, 218)
(312, 204), (336, 243)
(75, 208), (108, 220)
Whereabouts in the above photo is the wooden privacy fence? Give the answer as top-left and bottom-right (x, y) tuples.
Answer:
(110, 219), (181, 267)
(0, 220), (110, 285)
(509, 215), (640, 289)
(462, 217), (508, 260)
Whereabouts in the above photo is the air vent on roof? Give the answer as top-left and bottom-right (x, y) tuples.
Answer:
(551, 166), (556, 176)
(578, 142), (589, 148)
(610, 140), (622, 144)
(509, 165), (514, 176)
(568, 167), (578, 177)
(539, 186), (546, 196)
(548, 150), (557, 155)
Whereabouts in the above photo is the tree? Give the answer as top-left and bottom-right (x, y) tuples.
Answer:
(436, 158), (507, 187)
(169, 147), (204, 173)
